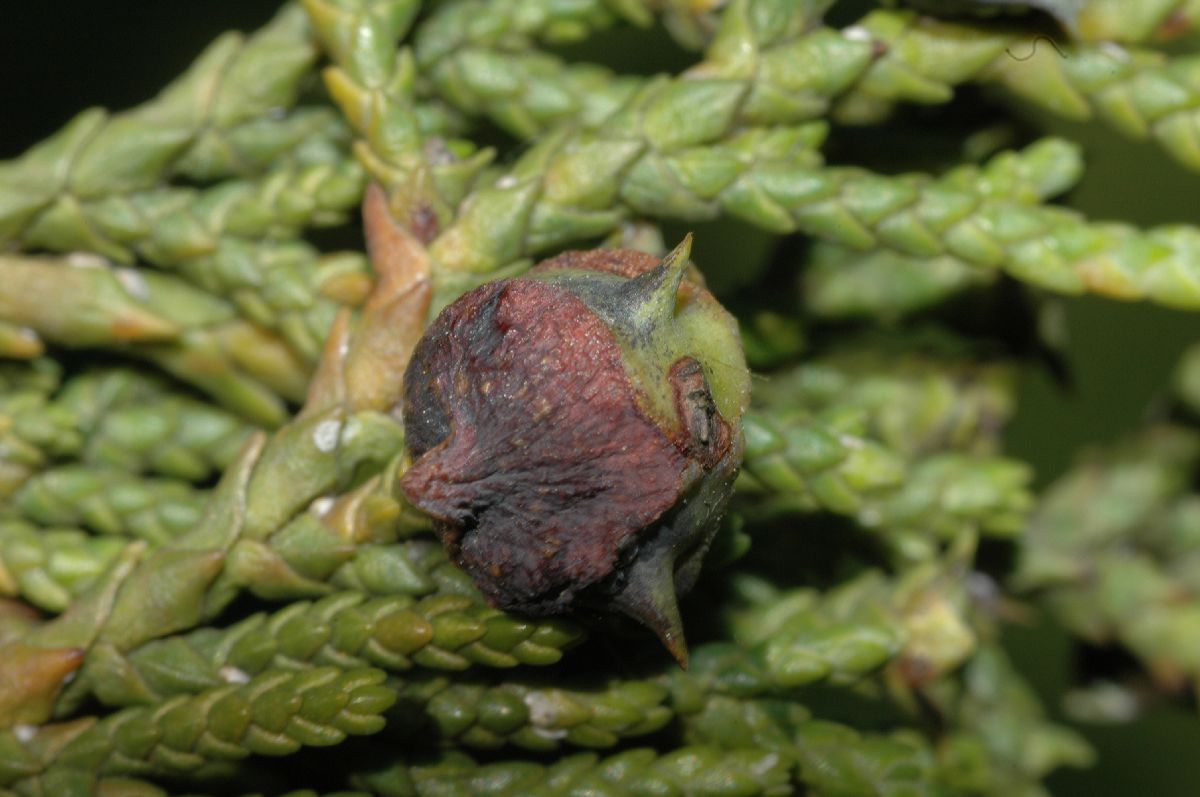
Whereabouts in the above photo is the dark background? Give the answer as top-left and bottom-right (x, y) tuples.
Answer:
(5, 3), (1200, 794)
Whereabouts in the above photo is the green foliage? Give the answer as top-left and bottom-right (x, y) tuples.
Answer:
(4, 0), (1200, 794)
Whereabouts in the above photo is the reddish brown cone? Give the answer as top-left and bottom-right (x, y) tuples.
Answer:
(401, 239), (749, 665)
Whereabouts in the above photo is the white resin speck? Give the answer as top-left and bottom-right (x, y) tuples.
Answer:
(313, 419), (342, 452)
(219, 666), (252, 685)
(115, 267), (150, 299)
(842, 25), (872, 43)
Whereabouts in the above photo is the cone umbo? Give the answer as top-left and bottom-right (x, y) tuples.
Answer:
(400, 238), (750, 665)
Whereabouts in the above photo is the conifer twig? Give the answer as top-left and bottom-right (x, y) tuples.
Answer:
(0, 6), (322, 242)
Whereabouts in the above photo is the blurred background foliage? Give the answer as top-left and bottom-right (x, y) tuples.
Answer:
(5, 1), (1200, 794)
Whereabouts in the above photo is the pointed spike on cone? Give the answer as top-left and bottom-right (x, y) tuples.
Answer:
(610, 556), (690, 668)
(628, 233), (693, 330)
(661, 619), (690, 670)
(661, 232), (693, 275)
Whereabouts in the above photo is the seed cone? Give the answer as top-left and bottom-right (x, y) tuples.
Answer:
(401, 238), (749, 665)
